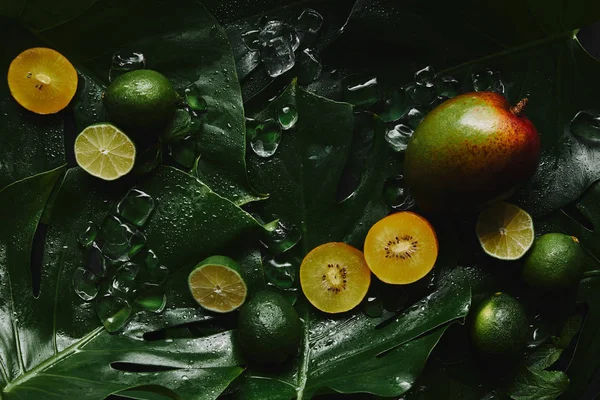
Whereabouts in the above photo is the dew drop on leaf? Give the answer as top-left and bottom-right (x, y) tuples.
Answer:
(385, 123), (413, 152)
(277, 104), (298, 130)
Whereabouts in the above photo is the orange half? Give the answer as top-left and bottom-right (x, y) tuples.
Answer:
(8, 47), (78, 114)
(364, 212), (438, 284)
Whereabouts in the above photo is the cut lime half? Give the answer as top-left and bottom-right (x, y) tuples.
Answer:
(75, 123), (136, 181)
(476, 202), (534, 260)
(188, 256), (248, 313)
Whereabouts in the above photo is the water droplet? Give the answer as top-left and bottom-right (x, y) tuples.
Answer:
(144, 249), (169, 285)
(343, 75), (379, 108)
(570, 110), (600, 145)
(237, 50), (260, 77)
(277, 105), (298, 130)
(261, 36), (296, 78)
(95, 295), (132, 333)
(414, 66), (435, 88)
(241, 29), (261, 51)
(182, 375), (189, 381)
(376, 89), (408, 122)
(436, 76), (460, 99)
(117, 189), (155, 227)
(363, 296), (383, 318)
(263, 255), (296, 289)
(297, 48), (322, 85)
(296, 8), (323, 34)
(73, 267), (99, 301)
(87, 243), (107, 277)
(406, 83), (436, 106)
(261, 220), (302, 254)
(135, 287), (167, 313)
(406, 108), (425, 129)
(111, 262), (140, 296)
(385, 123), (413, 152)
(78, 222), (98, 249)
(98, 216), (147, 262)
(247, 118), (282, 158)
(471, 69), (505, 94)
(169, 135), (200, 169)
(383, 175), (415, 210)
(259, 20), (300, 51)
(184, 86), (208, 113)
(109, 52), (146, 83)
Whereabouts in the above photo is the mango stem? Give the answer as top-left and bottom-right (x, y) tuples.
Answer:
(511, 98), (529, 116)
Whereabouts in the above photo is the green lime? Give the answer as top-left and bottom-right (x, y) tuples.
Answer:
(471, 292), (528, 355)
(103, 69), (179, 132)
(523, 233), (586, 290)
(74, 123), (136, 181)
(188, 256), (248, 313)
(237, 291), (302, 364)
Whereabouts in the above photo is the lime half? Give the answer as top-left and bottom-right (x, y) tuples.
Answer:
(476, 202), (534, 260)
(188, 256), (248, 313)
(75, 123), (136, 181)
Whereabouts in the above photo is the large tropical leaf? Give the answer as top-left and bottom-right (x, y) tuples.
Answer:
(0, 165), (266, 399)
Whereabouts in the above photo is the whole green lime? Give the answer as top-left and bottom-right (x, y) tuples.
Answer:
(237, 291), (301, 364)
(471, 292), (528, 355)
(523, 233), (586, 290)
(103, 69), (179, 131)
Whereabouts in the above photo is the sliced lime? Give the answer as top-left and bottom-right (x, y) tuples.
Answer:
(75, 123), (136, 181)
(476, 202), (534, 260)
(188, 256), (247, 313)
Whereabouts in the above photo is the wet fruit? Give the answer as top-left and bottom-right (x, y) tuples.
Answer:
(300, 242), (371, 313)
(523, 233), (586, 290)
(476, 202), (534, 260)
(74, 123), (136, 181)
(188, 256), (248, 313)
(404, 92), (541, 212)
(471, 292), (528, 355)
(8, 47), (78, 114)
(103, 69), (179, 131)
(237, 291), (301, 363)
(364, 212), (438, 284)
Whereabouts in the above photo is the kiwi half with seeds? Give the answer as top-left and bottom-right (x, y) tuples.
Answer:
(364, 212), (438, 284)
(300, 242), (371, 313)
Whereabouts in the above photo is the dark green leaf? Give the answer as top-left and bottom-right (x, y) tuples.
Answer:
(0, 166), (64, 385)
(543, 181), (600, 399)
(247, 81), (402, 251)
(526, 346), (563, 370)
(237, 268), (471, 399)
(140, 166), (263, 270)
(553, 314), (583, 349)
(507, 367), (569, 400)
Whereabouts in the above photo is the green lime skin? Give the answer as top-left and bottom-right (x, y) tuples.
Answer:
(237, 291), (302, 364)
(404, 92), (540, 212)
(103, 69), (179, 132)
(523, 233), (586, 290)
(471, 292), (528, 355)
